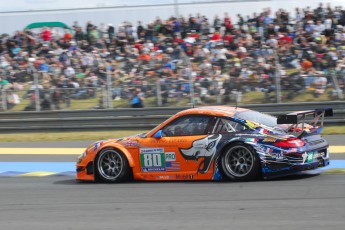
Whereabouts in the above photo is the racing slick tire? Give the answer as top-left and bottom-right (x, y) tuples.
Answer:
(95, 147), (130, 183)
(220, 143), (260, 181)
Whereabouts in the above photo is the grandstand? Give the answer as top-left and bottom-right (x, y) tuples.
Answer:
(0, 0), (344, 111)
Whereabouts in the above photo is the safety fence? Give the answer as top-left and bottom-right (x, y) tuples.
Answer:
(0, 101), (343, 132)
(0, 73), (344, 113)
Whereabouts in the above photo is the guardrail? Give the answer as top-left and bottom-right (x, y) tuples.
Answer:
(0, 101), (344, 132)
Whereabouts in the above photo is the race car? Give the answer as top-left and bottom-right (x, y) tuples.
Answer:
(76, 106), (331, 182)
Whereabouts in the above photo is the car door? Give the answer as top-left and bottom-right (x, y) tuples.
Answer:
(137, 114), (217, 180)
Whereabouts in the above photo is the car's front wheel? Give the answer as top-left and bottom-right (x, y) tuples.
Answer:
(220, 143), (260, 181)
(95, 148), (130, 183)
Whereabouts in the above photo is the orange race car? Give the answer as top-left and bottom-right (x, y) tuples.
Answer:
(76, 106), (331, 182)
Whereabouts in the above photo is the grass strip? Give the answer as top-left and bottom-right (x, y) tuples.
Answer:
(322, 169), (345, 174)
(0, 130), (148, 142)
(0, 126), (343, 142)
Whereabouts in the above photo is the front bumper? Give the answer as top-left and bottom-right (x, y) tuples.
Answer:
(76, 161), (95, 181)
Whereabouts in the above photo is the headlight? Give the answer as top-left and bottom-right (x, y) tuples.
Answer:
(81, 151), (87, 158)
(77, 151), (87, 163)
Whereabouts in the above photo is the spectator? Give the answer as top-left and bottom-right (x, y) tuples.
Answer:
(283, 73), (305, 99)
(301, 58), (313, 71)
(63, 29), (73, 42)
(41, 27), (52, 42)
(1, 3), (345, 111)
(312, 71), (327, 97)
(130, 88), (145, 108)
(213, 15), (222, 32)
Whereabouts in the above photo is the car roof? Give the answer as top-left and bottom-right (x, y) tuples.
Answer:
(146, 106), (252, 137)
(176, 106), (249, 118)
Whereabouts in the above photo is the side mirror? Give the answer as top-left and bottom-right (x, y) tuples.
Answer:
(153, 130), (163, 139)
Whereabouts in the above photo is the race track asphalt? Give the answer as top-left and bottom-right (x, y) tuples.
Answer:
(0, 174), (344, 230)
(0, 136), (344, 230)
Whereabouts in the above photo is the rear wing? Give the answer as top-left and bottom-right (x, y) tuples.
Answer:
(277, 108), (333, 133)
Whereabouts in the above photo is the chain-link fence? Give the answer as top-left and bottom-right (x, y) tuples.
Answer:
(0, 87), (103, 112)
(1, 70), (344, 112)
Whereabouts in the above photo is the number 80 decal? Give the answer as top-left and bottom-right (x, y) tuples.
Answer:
(140, 148), (166, 172)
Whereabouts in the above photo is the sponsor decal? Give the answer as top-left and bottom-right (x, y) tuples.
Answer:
(302, 152), (314, 163)
(122, 140), (139, 147)
(93, 141), (103, 151)
(156, 175), (174, 180)
(166, 162), (180, 172)
(165, 152), (176, 162)
(235, 134), (265, 137)
(245, 120), (259, 129)
(254, 145), (266, 152)
(314, 152), (322, 158)
(286, 148), (298, 153)
(180, 134), (222, 174)
(261, 144), (284, 151)
(274, 152), (284, 161)
(149, 139), (186, 144)
(212, 167), (222, 180)
(175, 174), (190, 180)
(260, 147), (274, 158)
(258, 128), (268, 135)
(302, 152), (308, 163)
(245, 138), (258, 143)
(262, 138), (277, 142)
(306, 152), (314, 162)
(140, 148), (166, 172)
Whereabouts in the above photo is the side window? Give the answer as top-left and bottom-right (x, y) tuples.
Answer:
(213, 118), (247, 134)
(162, 115), (211, 137)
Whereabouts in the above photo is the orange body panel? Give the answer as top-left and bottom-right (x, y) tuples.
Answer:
(76, 170), (94, 181)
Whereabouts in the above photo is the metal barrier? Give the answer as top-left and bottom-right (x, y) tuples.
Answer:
(0, 102), (343, 132)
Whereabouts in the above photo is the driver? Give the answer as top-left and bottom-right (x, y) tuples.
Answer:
(174, 126), (184, 136)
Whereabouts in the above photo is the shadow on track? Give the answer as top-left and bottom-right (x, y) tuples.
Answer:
(53, 172), (321, 185)
(268, 172), (320, 181)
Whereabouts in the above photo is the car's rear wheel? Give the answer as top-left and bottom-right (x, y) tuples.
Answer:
(95, 148), (129, 183)
(220, 143), (260, 181)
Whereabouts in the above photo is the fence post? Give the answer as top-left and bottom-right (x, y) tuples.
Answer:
(29, 62), (41, 111)
(274, 49), (282, 103)
(1, 90), (7, 111)
(180, 49), (194, 107)
(156, 81), (162, 106)
(106, 70), (113, 109)
(188, 68), (195, 107)
(331, 71), (344, 99)
(101, 86), (107, 109)
(216, 81), (222, 104)
(185, 58), (194, 106)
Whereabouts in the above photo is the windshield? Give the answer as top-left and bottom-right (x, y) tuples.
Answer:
(235, 111), (277, 128)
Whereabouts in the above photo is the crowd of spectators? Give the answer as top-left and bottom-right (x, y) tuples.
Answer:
(1, 3), (345, 110)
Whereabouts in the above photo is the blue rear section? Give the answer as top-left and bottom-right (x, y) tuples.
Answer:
(213, 127), (330, 180)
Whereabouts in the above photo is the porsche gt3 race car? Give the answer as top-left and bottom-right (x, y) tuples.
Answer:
(76, 106), (331, 182)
